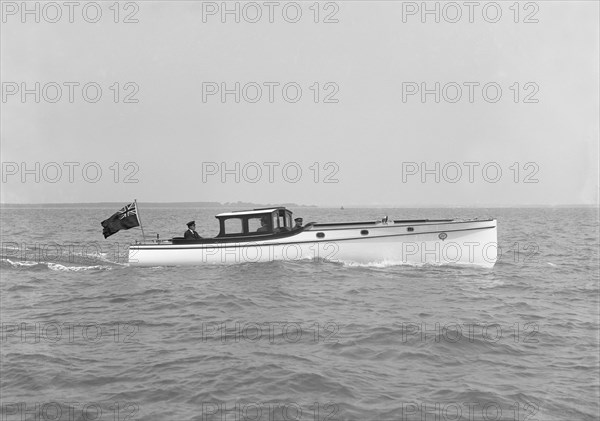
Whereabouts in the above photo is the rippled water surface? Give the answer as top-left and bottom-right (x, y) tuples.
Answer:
(1, 206), (598, 420)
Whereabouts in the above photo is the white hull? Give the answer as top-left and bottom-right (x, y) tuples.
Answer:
(129, 219), (497, 268)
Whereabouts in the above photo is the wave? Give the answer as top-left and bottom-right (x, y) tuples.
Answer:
(335, 258), (493, 269)
(0, 258), (113, 272)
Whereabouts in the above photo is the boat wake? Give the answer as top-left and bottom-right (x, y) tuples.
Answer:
(0, 258), (115, 272)
(335, 258), (494, 269)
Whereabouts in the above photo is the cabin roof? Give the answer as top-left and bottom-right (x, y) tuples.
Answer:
(215, 207), (287, 217)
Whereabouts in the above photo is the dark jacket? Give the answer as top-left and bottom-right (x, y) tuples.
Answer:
(184, 229), (202, 240)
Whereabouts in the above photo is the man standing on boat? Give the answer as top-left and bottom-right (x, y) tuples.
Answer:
(184, 221), (202, 239)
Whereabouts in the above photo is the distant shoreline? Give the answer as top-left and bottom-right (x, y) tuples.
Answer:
(0, 202), (596, 209)
(0, 202), (317, 209)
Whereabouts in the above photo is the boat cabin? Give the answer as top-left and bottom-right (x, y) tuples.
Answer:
(215, 207), (294, 237)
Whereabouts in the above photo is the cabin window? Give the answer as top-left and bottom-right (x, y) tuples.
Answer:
(248, 217), (263, 233)
(247, 214), (272, 234)
(224, 218), (243, 235)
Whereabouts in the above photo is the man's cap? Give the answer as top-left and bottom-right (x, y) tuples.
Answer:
(294, 218), (303, 222)
(187, 221), (195, 227)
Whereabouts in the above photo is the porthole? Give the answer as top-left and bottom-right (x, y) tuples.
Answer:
(316, 232), (325, 238)
(361, 230), (369, 235)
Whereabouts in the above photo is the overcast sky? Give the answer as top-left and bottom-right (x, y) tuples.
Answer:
(1, 1), (598, 206)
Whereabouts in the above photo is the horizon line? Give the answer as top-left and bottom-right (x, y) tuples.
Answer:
(0, 201), (597, 208)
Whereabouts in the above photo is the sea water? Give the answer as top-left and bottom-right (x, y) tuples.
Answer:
(1, 206), (598, 420)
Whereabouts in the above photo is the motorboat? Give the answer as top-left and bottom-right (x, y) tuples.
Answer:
(128, 207), (498, 268)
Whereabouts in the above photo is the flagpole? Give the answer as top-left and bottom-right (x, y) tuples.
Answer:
(135, 199), (146, 241)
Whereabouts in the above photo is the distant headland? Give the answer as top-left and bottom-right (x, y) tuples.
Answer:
(0, 201), (318, 208)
